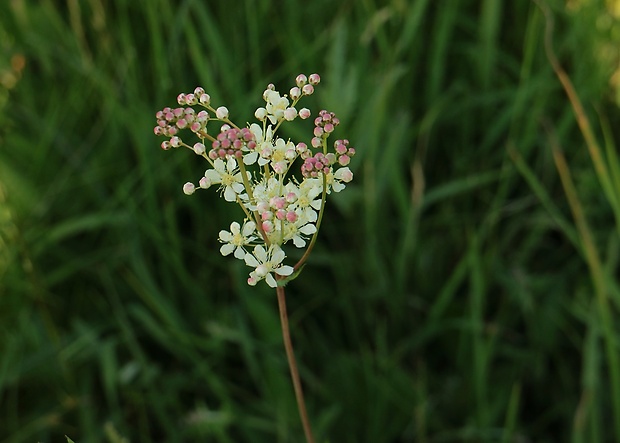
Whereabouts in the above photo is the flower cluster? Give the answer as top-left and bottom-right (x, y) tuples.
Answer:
(154, 74), (355, 287)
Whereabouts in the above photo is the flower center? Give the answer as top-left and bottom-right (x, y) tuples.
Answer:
(222, 172), (235, 187)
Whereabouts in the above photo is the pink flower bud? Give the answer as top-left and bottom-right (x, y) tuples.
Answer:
(308, 73), (320, 85)
(216, 106), (229, 119)
(177, 93), (186, 105)
(290, 87), (301, 100)
(286, 211), (298, 223)
(183, 182), (195, 195)
(295, 74), (307, 86)
(170, 136), (181, 147)
(199, 93), (211, 105)
(299, 108), (311, 119)
(311, 137), (322, 148)
(262, 220), (274, 233)
(276, 209), (286, 220)
(193, 142), (206, 155)
(338, 154), (350, 166)
(199, 176), (211, 188)
(284, 107), (297, 121)
(302, 84), (314, 95)
(161, 141), (171, 150)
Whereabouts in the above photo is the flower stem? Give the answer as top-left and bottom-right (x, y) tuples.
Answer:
(276, 285), (316, 443)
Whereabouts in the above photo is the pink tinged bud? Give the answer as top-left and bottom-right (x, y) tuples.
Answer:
(332, 117), (340, 126)
(326, 153), (336, 164)
(284, 107), (297, 121)
(257, 201), (269, 213)
(309, 73), (320, 85)
(233, 139), (243, 149)
(339, 155), (350, 166)
(215, 106), (229, 119)
(261, 211), (272, 220)
(194, 86), (204, 96)
(248, 276), (257, 286)
(286, 211), (297, 223)
(302, 84), (314, 95)
(167, 126), (178, 136)
(183, 182), (195, 195)
(200, 93), (211, 105)
(247, 140), (257, 150)
(323, 166), (330, 174)
(295, 74), (307, 86)
(221, 139), (231, 148)
(276, 209), (286, 220)
(314, 127), (324, 137)
(322, 112), (331, 121)
(165, 112), (174, 121)
(156, 110), (164, 119)
(193, 142), (206, 155)
(154, 127), (163, 136)
(272, 162), (286, 174)
(161, 141), (171, 150)
(262, 221), (274, 233)
(173, 108), (184, 118)
(299, 108), (311, 119)
(191, 122), (203, 132)
(235, 150), (243, 159)
(208, 150), (218, 160)
(312, 137), (322, 148)
(177, 93), (186, 105)
(199, 176), (211, 188)
(170, 136), (181, 147)
(290, 87), (301, 100)
(176, 119), (187, 129)
(185, 93), (196, 105)
(335, 142), (347, 155)
(197, 110), (209, 121)
(274, 197), (286, 209)
(348, 147), (356, 156)
(286, 192), (297, 203)
(324, 123), (334, 133)
(296, 142), (307, 153)
(314, 117), (322, 126)
(218, 149), (227, 158)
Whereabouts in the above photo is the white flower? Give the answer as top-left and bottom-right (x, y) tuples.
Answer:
(264, 90), (289, 124)
(283, 220), (317, 248)
(218, 220), (257, 259)
(244, 245), (294, 288)
(286, 179), (323, 223)
(205, 157), (247, 202)
(325, 167), (353, 193)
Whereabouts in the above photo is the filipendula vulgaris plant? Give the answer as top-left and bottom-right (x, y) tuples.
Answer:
(154, 74), (355, 443)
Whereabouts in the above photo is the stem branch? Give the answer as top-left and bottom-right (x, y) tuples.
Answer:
(276, 285), (315, 443)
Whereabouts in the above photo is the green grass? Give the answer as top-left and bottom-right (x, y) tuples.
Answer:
(1, 0), (620, 442)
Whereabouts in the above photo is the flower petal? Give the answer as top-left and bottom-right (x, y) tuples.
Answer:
(234, 246), (246, 260)
(275, 265), (294, 276)
(244, 253), (259, 267)
(265, 273), (277, 287)
(220, 244), (235, 256)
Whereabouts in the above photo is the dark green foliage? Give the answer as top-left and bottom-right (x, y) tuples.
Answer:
(1, 0), (619, 442)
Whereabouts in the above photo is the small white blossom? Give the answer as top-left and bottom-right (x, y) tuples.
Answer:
(219, 220), (257, 259)
(205, 157), (246, 202)
(244, 245), (294, 288)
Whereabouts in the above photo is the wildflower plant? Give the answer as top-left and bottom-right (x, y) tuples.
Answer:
(154, 73), (355, 442)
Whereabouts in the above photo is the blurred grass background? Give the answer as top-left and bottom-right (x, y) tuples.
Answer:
(1, 0), (620, 442)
